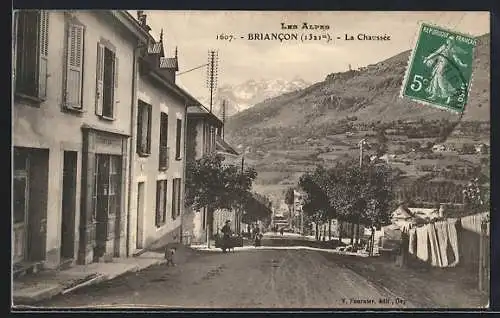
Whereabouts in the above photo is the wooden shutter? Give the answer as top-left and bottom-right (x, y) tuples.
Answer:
(176, 179), (181, 217)
(114, 54), (119, 89)
(146, 105), (152, 153)
(95, 43), (105, 116)
(111, 53), (118, 119)
(65, 23), (84, 109)
(176, 119), (182, 159)
(38, 11), (49, 100)
(12, 12), (18, 86)
(136, 103), (143, 154)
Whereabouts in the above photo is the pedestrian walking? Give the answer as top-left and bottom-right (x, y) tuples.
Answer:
(280, 228), (284, 236)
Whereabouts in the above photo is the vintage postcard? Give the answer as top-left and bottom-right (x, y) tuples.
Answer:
(12, 10), (490, 310)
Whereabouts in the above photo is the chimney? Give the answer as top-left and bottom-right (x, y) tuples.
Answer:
(136, 10), (151, 32)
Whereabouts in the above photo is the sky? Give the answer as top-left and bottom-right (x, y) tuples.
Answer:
(130, 11), (490, 101)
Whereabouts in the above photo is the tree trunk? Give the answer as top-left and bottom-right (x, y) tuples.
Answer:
(350, 222), (355, 245)
(338, 222), (343, 243)
(315, 222), (320, 241)
(356, 222), (361, 245)
(206, 207), (214, 248)
(328, 219), (332, 240)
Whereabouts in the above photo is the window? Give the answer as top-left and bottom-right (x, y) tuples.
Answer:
(92, 155), (122, 221)
(159, 112), (169, 170)
(175, 119), (182, 160)
(156, 180), (167, 227)
(137, 100), (152, 156)
(15, 10), (49, 101)
(172, 178), (182, 219)
(95, 42), (118, 119)
(108, 156), (121, 216)
(63, 19), (85, 110)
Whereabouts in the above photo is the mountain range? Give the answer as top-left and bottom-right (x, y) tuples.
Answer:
(197, 78), (311, 118)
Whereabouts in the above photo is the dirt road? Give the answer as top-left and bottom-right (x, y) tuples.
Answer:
(36, 248), (413, 309)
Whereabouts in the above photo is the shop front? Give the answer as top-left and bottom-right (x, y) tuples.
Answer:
(79, 125), (129, 264)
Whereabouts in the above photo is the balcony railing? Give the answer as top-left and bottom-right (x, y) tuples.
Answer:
(159, 146), (170, 171)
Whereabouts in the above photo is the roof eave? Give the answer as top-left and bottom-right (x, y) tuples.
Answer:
(111, 11), (151, 43)
(146, 70), (202, 107)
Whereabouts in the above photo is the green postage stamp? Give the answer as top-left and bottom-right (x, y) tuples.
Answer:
(401, 23), (477, 113)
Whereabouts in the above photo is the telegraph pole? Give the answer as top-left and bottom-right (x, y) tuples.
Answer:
(206, 50), (219, 113)
(221, 100), (226, 140)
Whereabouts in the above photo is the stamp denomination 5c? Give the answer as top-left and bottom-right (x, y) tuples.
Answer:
(401, 23), (477, 113)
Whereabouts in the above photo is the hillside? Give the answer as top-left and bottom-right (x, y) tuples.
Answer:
(224, 34), (490, 204)
(226, 34), (489, 135)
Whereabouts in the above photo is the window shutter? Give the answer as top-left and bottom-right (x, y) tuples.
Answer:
(111, 53), (118, 119)
(146, 105), (152, 153)
(176, 119), (182, 158)
(65, 23), (84, 109)
(95, 43), (105, 116)
(12, 12), (18, 86)
(155, 181), (161, 226)
(114, 54), (118, 89)
(37, 11), (49, 100)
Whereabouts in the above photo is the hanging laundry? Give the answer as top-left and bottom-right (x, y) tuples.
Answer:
(435, 221), (449, 267)
(416, 225), (429, 263)
(434, 221), (449, 267)
(428, 223), (441, 267)
(408, 228), (417, 255)
(447, 218), (460, 267)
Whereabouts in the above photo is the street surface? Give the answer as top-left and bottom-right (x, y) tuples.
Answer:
(36, 234), (413, 309)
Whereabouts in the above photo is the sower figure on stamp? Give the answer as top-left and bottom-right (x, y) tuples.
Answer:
(423, 36), (468, 104)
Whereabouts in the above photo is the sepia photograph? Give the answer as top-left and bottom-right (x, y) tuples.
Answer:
(11, 10), (490, 309)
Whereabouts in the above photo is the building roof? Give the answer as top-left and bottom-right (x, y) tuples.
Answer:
(216, 136), (239, 156)
(187, 105), (223, 125)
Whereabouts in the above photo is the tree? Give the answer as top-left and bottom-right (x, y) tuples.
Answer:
(243, 193), (273, 224)
(298, 167), (330, 240)
(284, 187), (295, 224)
(185, 153), (257, 245)
(298, 159), (395, 245)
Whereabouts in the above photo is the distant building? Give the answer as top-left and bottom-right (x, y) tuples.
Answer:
(474, 143), (489, 154)
(183, 104), (240, 243)
(432, 144), (446, 152)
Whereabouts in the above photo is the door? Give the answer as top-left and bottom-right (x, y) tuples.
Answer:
(94, 154), (110, 259)
(13, 150), (29, 264)
(61, 151), (77, 260)
(136, 182), (145, 250)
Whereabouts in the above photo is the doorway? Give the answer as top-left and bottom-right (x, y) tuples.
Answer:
(13, 149), (30, 264)
(13, 147), (49, 265)
(136, 182), (145, 250)
(61, 151), (77, 261)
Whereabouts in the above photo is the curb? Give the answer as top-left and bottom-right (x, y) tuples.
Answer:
(13, 258), (167, 306)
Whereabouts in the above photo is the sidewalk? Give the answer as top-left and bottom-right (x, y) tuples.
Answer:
(13, 251), (166, 306)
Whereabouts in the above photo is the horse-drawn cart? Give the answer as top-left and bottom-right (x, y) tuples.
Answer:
(215, 235), (243, 252)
